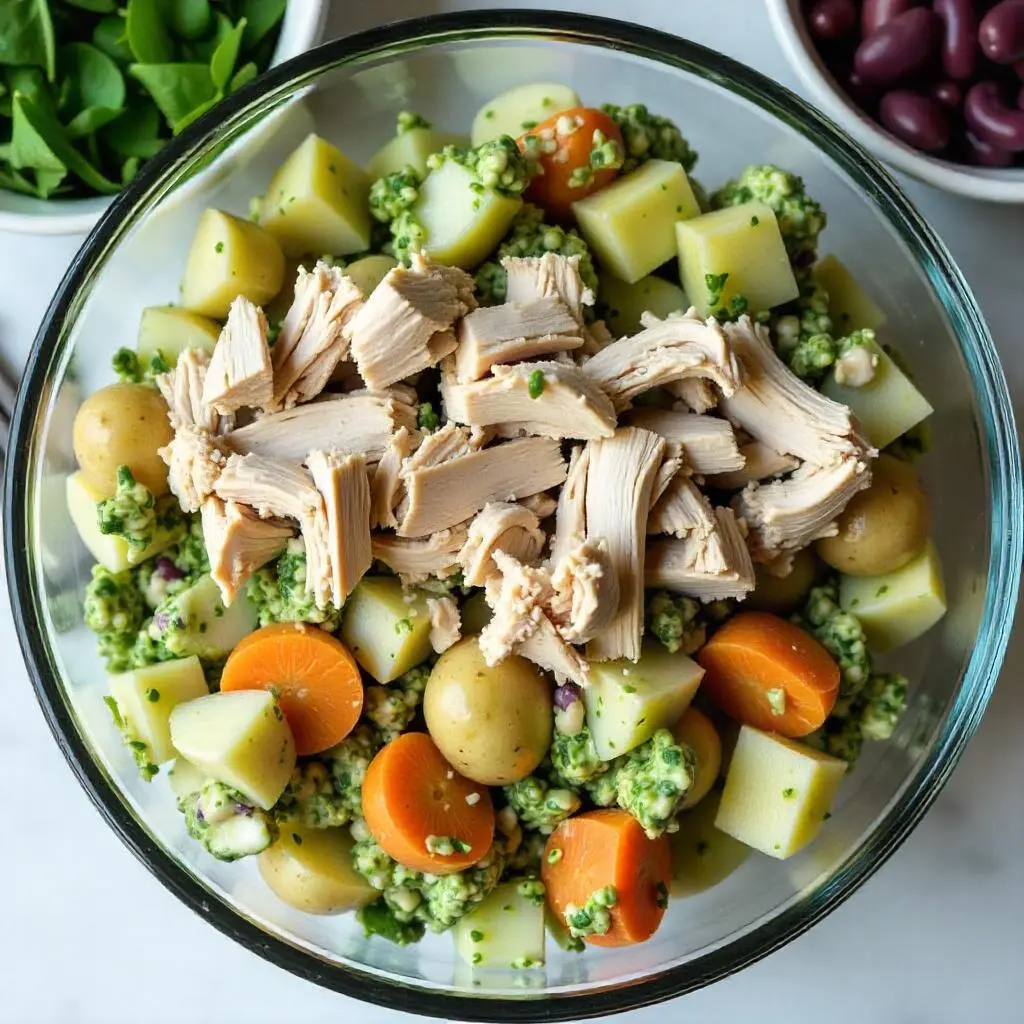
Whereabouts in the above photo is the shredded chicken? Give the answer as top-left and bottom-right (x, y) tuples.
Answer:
(708, 440), (799, 491)
(371, 527), (467, 582)
(453, 297), (583, 383)
(370, 426), (418, 530)
(156, 349), (231, 434)
(583, 427), (666, 662)
(624, 408), (744, 476)
(550, 444), (589, 567)
(458, 502), (546, 587)
(648, 474), (717, 539)
(503, 253), (594, 325)
(579, 318), (616, 358)
(520, 491), (558, 520)
(478, 551), (555, 666)
(427, 595), (461, 654)
(214, 452), (321, 521)
(307, 449), (372, 606)
(159, 426), (227, 513)
(201, 496), (292, 605)
(517, 613), (590, 688)
(667, 377), (718, 414)
(203, 297), (273, 415)
(347, 253), (476, 390)
(442, 360), (617, 440)
(549, 538), (620, 645)
(650, 444), (686, 507)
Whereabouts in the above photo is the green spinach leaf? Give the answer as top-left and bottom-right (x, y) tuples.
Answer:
(228, 60), (256, 92)
(125, 0), (173, 63)
(129, 62), (216, 132)
(0, 0), (57, 81)
(58, 41), (126, 115)
(101, 100), (164, 157)
(0, 163), (39, 196)
(64, 104), (123, 137)
(209, 15), (245, 91)
(62, 0), (117, 12)
(92, 14), (133, 64)
(168, 0), (211, 40)
(236, 0), (285, 51)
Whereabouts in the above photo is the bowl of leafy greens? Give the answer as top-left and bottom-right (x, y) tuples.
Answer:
(0, 0), (326, 235)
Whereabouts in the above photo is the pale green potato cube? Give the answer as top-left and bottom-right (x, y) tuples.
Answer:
(715, 726), (847, 859)
(839, 539), (946, 653)
(260, 133), (372, 258)
(169, 690), (296, 809)
(812, 254), (886, 333)
(573, 160), (701, 284)
(821, 337), (933, 450)
(584, 641), (704, 760)
(453, 881), (546, 969)
(181, 209), (285, 319)
(108, 656), (209, 765)
(415, 159), (523, 269)
(137, 306), (220, 367)
(165, 575), (259, 660)
(470, 82), (580, 146)
(343, 254), (397, 297)
(676, 200), (799, 315)
(340, 577), (432, 683)
(366, 127), (468, 179)
(600, 271), (688, 338)
(167, 758), (207, 802)
(670, 789), (751, 897)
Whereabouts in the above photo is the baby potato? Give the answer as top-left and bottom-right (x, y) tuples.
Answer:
(747, 547), (820, 614)
(816, 455), (929, 577)
(424, 637), (551, 786)
(259, 827), (377, 915)
(72, 383), (174, 496)
(672, 707), (722, 811)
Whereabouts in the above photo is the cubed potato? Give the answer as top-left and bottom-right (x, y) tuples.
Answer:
(181, 209), (285, 319)
(812, 254), (886, 333)
(137, 306), (220, 367)
(366, 127), (469, 180)
(167, 758), (207, 802)
(600, 271), (688, 338)
(676, 201), (799, 315)
(163, 575), (259, 660)
(453, 881), (545, 968)
(470, 82), (580, 146)
(343, 254), (398, 297)
(259, 827), (377, 915)
(839, 539), (946, 653)
(339, 577), (432, 683)
(415, 159), (523, 269)
(821, 337), (933, 450)
(670, 789), (750, 897)
(108, 656), (209, 764)
(715, 726), (847, 859)
(584, 641), (704, 760)
(260, 133), (372, 258)
(169, 689), (296, 809)
(573, 160), (701, 284)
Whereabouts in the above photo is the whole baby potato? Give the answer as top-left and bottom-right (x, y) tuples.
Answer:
(816, 455), (929, 576)
(424, 637), (552, 785)
(72, 383), (174, 497)
(747, 547), (820, 614)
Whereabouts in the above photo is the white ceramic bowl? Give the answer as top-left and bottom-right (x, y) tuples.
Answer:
(0, 1), (327, 236)
(766, 0), (1024, 203)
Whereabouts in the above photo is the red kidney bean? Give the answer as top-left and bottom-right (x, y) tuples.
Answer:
(855, 9), (941, 84)
(964, 80), (1024, 149)
(862, 0), (914, 36)
(964, 129), (1016, 165)
(880, 89), (953, 149)
(931, 79), (964, 107)
(979, 1), (1024, 64)
(933, 0), (978, 79)
(809, 0), (858, 40)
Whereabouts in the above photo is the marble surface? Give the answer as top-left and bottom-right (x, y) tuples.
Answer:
(1, 1), (1022, 1021)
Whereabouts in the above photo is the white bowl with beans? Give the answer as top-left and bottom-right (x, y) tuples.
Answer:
(767, 0), (1024, 202)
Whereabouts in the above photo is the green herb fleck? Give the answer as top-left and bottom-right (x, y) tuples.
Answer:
(528, 369), (545, 399)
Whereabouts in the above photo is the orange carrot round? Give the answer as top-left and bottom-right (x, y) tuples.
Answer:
(361, 732), (495, 876)
(541, 809), (671, 948)
(220, 622), (363, 756)
(696, 611), (840, 737)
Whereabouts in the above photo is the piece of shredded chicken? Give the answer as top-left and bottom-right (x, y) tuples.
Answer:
(517, 612), (590, 688)
(650, 444), (686, 507)
(549, 538), (620, 645)
(427, 595), (461, 654)
(708, 440), (799, 491)
(203, 296), (273, 416)
(624, 408), (744, 476)
(371, 527), (467, 583)
(156, 349), (232, 434)
(648, 474), (717, 539)
(159, 426), (227, 514)
(478, 551), (555, 666)
(214, 452), (322, 521)
(458, 502), (546, 587)
(503, 253), (595, 325)
(667, 377), (718, 414)
(550, 444), (589, 567)
(520, 491), (558, 520)
(370, 426), (419, 530)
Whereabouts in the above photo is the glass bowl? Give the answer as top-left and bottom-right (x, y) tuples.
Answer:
(5, 11), (1022, 1021)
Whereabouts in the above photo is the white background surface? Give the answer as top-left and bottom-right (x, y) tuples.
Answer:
(1, 1), (1022, 1021)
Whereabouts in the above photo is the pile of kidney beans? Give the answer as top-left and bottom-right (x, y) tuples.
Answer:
(803, 0), (1024, 168)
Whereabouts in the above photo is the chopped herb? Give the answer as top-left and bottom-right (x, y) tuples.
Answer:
(470, 929), (484, 942)
(876, 585), (890, 597)
(750, 215), (760, 226)
(395, 618), (413, 635)
(547, 847), (563, 864)
(696, 840), (708, 855)
(528, 369), (546, 399)
(146, 688), (160, 703)
(655, 881), (669, 910)
(782, 787), (796, 799)
(215, 241), (224, 254)
(292, 833), (303, 845)
(472, 952), (483, 965)
(521, 119), (537, 130)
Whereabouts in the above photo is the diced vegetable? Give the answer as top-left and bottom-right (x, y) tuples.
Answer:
(747, 548), (820, 614)
(155, 575), (258, 661)
(340, 577), (433, 683)
(697, 612), (840, 738)
(600, 271), (687, 338)
(584, 641), (704, 760)
(839, 540), (947, 652)
(573, 159), (700, 283)
(669, 789), (750, 897)
(675, 200), (799, 315)
(343, 254), (398, 297)
(821, 336), (934, 450)
(812, 255), (886, 333)
(169, 689), (297, 809)
(108, 656), (209, 764)
(367, 127), (469, 179)
(221, 623), (363, 756)
(414, 158), (523, 269)
(259, 133), (372, 257)
(167, 758), (207, 802)
(453, 880), (546, 969)
(136, 306), (220, 367)
(471, 82), (581, 146)
(671, 707), (722, 811)
(714, 726), (847, 859)
(259, 827), (377, 915)
(181, 209), (285, 319)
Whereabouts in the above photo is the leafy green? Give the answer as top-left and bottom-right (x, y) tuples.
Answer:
(236, 0), (285, 50)
(58, 41), (126, 114)
(92, 15), (133, 63)
(168, 0), (213, 40)
(209, 15), (245, 90)
(125, 0), (173, 63)
(0, 0), (57, 81)
(101, 101), (164, 158)
(64, 0), (118, 12)
(129, 62), (217, 131)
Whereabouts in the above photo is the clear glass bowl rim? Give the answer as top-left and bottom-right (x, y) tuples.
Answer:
(4, 10), (1021, 1021)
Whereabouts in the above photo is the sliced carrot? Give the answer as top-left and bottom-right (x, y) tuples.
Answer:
(541, 809), (671, 948)
(361, 732), (495, 876)
(696, 611), (840, 738)
(220, 622), (363, 756)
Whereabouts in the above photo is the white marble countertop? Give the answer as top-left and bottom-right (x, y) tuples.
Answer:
(1, 1), (1022, 1021)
